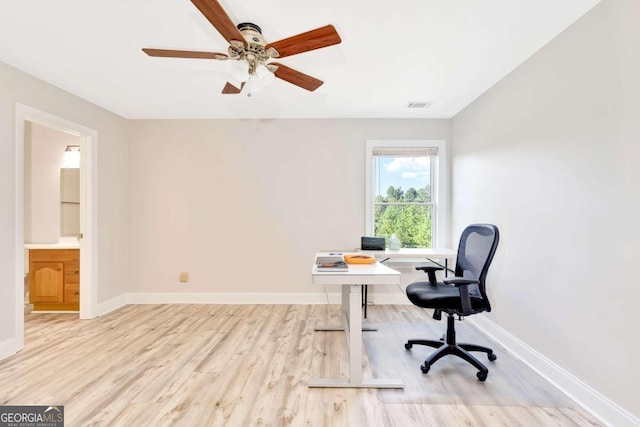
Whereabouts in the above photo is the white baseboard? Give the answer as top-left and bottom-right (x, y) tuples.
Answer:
(470, 316), (640, 427)
(93, 291), (413, 308)
(96, 294), (128, 317)
(0, 337), (19, 361)
(124, 291), (411, 305)
(126, 292), (336, 305)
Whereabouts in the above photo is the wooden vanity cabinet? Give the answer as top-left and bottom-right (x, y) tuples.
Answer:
(29, 249), (79, 311)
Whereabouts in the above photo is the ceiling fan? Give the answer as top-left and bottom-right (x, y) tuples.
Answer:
(142, 0), (342, 95)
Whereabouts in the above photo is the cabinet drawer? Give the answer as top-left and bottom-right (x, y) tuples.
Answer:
(65, 259), (80, 285)
(64, 284), (80, 303)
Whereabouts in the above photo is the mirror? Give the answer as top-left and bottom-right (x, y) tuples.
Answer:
(60, 168), (80, 236)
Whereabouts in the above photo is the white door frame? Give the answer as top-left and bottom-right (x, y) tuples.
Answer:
(14, 103), (98, 347)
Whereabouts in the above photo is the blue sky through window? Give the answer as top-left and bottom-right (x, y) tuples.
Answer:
(375, 157), (431, 197)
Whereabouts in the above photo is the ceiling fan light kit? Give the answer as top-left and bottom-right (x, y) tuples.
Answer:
(142, 0), (342, 96)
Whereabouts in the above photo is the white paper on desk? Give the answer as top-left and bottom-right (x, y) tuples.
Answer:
(316, 256), (343, 264)
(316, 256), (348, 270)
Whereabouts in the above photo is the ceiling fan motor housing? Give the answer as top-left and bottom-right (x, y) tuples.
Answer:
(229, 22), (277, 73)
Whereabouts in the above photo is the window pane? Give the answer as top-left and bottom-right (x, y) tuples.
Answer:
(374, 157), (431, 202)
(373, 204), (433, 248)
(373, 155), (433, 247)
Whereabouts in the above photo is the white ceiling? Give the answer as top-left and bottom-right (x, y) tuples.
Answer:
(0, 0), (600, 119)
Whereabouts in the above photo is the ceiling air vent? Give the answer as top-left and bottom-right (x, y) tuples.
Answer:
(407, 102), (432, 109)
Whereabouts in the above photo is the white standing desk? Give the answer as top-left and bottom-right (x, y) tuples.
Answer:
(310, 254), (403, 389)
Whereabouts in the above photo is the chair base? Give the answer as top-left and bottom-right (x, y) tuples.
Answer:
(405, 313), (496, 381)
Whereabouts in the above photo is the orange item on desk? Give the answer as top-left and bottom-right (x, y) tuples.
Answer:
(344, 254), (377, 264)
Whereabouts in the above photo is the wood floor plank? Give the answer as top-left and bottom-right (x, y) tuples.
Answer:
(0, 304), (604, 426)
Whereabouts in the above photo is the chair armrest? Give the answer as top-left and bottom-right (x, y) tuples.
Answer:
(443, 277), (479, 286)
(443, 277), (479, 316)
(415, 265), (444, 285)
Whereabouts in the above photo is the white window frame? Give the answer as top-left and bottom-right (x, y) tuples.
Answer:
(365, 139), (448, 248)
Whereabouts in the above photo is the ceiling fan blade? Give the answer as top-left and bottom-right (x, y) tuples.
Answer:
(142, 48), (228, 60)
(222, 82), (244, 94)
(191, 0), (247, 46)
(270, 63), (323, 91)
(265, 25), (341, 58)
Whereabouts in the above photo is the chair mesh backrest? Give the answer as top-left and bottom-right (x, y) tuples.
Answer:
(455, 224), (500, 311)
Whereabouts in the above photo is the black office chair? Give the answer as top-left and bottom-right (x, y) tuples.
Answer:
(404, 224), (500, 381)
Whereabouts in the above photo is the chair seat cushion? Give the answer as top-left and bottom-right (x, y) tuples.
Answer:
(406, 281), (488, 311)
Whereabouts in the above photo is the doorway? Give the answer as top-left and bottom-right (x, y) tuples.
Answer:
(14, 103), (98, 349)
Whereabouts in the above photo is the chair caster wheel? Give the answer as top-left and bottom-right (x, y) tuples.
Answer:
(420, 364), (430, 374)
(488, 353), (497, 361)
(404, 343), (412, 350)
(477, 371), (488, 381)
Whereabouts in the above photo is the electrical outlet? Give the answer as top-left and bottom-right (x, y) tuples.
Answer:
(179, 272), (189, 283)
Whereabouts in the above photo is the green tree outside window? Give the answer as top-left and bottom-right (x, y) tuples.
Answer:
(373, 185), (433, 248)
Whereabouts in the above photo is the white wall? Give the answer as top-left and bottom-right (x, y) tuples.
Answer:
(452, 0), (639, 420)
(0, 60), (130, 353)
(127, 119), (450, 299)
(24, 121), (81, 243)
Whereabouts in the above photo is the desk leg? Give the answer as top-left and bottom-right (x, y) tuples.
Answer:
(348, 285), (363, 385)
(343, 285), (350, 323)
(314, 285), (377, 332)
(361, 285), (368, 318)
(309, 285), (403, 389)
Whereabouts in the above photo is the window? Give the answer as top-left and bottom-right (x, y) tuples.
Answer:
(365, 140), (447, 248)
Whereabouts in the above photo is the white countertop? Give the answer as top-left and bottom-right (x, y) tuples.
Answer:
(24, 237), (80, 250)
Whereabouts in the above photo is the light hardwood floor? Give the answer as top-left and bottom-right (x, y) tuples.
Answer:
(0, 304), (603, 426)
